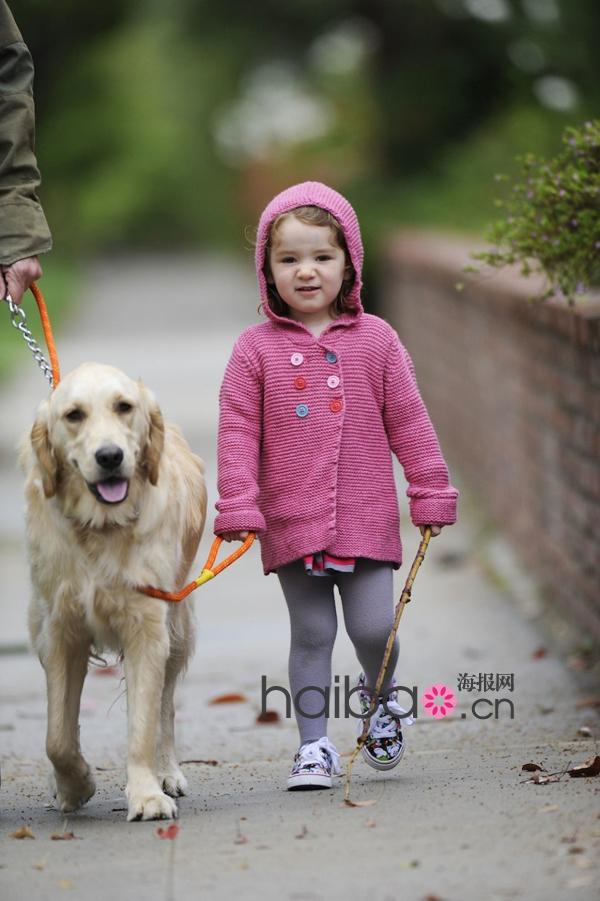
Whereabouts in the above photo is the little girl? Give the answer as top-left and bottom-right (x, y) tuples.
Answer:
(215, 182), (458, 790)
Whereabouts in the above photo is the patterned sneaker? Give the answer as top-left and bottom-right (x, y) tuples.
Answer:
(287, 736), (342, 790)
(356, 673), (411, 771)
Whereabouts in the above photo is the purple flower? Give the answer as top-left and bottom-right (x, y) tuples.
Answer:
(559, 189), (566, 197)
(571, 219), (578, 227)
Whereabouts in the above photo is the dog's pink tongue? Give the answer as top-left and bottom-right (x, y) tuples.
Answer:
(97, 479), (128, 503)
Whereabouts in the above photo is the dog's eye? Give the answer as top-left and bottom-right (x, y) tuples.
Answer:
(116, 401), (133, 414)
(65, 409), (85, 423)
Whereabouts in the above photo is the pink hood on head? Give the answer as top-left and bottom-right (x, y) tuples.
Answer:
(255, 181), (364, 322)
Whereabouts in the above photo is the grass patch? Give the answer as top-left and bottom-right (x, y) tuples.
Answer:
(0, 257), (79, 383)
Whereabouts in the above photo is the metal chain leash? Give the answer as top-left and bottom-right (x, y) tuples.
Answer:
(5, 293), (55, 387)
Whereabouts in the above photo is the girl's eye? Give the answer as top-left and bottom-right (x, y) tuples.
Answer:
(116, 401), (133, 414)
(316, 255), (332, 262)
(65, 408), (85, 423)
(281, 256), (296, 263)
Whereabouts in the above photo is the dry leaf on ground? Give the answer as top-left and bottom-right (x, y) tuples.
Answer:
(344, 798), (377, 808)
(179, 759), (219, 766)
(256, 710), (280, 724)
(209, 692), (248, 705)
(156, 824), (180, 840)
(522, 762), (545, 772)
(10, 825), (35, 839)
(568, 755), (600, 778)
(51, 832), (75, 841)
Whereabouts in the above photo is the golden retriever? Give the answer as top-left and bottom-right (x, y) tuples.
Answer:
(20, 362), (206, 821)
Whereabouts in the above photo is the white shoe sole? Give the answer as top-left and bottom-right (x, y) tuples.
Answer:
(287, 773), (332, 790)
(361, 741), (405, 771)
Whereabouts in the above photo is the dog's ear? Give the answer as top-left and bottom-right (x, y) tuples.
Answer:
(30, 405), (58, 498)
(146, 404), (165, 486)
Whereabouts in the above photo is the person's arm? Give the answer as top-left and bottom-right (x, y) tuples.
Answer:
(0, 1), (51, 300)
(382, 332), (458, 528)
(214, 339), (266, 537)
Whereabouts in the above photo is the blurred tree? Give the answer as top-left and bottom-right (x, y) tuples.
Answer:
(12, 0), (600, 252)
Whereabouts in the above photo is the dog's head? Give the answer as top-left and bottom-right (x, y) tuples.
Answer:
(30, 363), (164, 519)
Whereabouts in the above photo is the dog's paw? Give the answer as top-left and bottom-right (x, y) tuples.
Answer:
(51, 768), (96, 812)
(160, 766), (188, 798)
(127, 791), (178, 822)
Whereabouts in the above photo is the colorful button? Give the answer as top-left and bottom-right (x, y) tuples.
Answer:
(325, 351), (337, 363)
(327, 375), (340, 389)
(294, 376), (307, 390)
(296, 404), (309, 418)
(291, 353), (304, 367)
(330, 399), (343, 414)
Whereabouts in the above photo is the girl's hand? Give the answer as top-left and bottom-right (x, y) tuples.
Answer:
(220, 530), (250, 543)
(419, 524), (444, 537)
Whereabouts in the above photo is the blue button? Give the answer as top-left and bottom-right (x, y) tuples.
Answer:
(326, 351), (337, 363)
(296, 404), (309, 418)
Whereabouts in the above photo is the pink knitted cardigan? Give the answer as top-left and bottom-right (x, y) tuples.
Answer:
(215, 182), (458, 574)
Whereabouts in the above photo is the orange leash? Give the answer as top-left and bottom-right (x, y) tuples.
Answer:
(5, 283), (253, 602)
(140, 534), (256, 602)
(30, 282), (61, 387)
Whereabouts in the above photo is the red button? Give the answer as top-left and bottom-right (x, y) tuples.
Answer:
(294, 376), (307, 390)
(330, 399), (343, 413)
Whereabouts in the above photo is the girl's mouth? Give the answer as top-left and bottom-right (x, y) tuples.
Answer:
(297, 286), (319, 293)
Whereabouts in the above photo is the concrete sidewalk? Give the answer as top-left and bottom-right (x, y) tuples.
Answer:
(0, 258), (598, 901)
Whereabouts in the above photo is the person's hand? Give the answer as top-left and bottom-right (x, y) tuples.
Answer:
(0, 257), (43, 305)
(220, 530), (251, 542)
(419, 524), (444, 537)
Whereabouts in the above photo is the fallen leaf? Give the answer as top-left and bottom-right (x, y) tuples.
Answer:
(529, 772), (562, 784)
(522, 762), (545, 772)
(295, 825), (308, 839)
(532, 646), (548, 659)
(179, 759), (219, 766)
(156, 824), (180, 840)
(568, 755), (600, 778)
(92, 665), (120, 677)
(256, 710), (280, 724)
(344, 798), (377, 808)
(58, 880), (73, 890)
(51, 832), (75, 841)
(209, 692), (248, 705)
(575, 696), (600, 709)
(576, 726), (592, 738)
(10, 825), (35, 839)
(567, 846), (585, 854)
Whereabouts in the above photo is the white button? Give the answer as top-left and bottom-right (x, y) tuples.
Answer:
(291, 353), (304, 367)
(327, 375), (340, 389)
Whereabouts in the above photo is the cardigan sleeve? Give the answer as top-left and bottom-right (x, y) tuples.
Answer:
(214, 339), (266, 536)
(382, 334), (458, 525)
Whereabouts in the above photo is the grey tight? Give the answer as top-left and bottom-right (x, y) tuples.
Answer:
(277, 558), (399, 745)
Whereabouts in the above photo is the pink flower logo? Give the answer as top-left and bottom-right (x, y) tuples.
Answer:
(422, 683), (456, 718)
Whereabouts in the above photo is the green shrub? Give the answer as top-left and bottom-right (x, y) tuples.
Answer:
(470, 120), (600, 304)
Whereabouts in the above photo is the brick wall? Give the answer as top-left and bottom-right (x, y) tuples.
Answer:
(380, 232), (600, 640)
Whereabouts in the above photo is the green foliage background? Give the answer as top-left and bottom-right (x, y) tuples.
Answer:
(16, 0), (600, 261)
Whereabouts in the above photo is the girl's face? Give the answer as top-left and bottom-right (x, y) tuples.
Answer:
(267, 216), (347, 327)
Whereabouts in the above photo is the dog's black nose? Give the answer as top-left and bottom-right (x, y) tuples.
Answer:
(95, 445), (124, 471)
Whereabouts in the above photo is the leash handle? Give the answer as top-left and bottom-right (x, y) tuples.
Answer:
(140, 533), (256, 602)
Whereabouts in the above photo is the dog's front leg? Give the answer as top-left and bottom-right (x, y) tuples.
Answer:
(123, 612), (178, 821)
(44, 641), (96, 812)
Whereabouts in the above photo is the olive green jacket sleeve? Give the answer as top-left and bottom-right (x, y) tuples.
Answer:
(0, 1), (52, 265)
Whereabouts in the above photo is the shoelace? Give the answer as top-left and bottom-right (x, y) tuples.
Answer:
(297, 736), (342, 775)
(369, 699), (414, 739)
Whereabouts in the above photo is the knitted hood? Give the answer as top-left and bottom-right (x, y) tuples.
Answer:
(255, 181), (364, 326)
